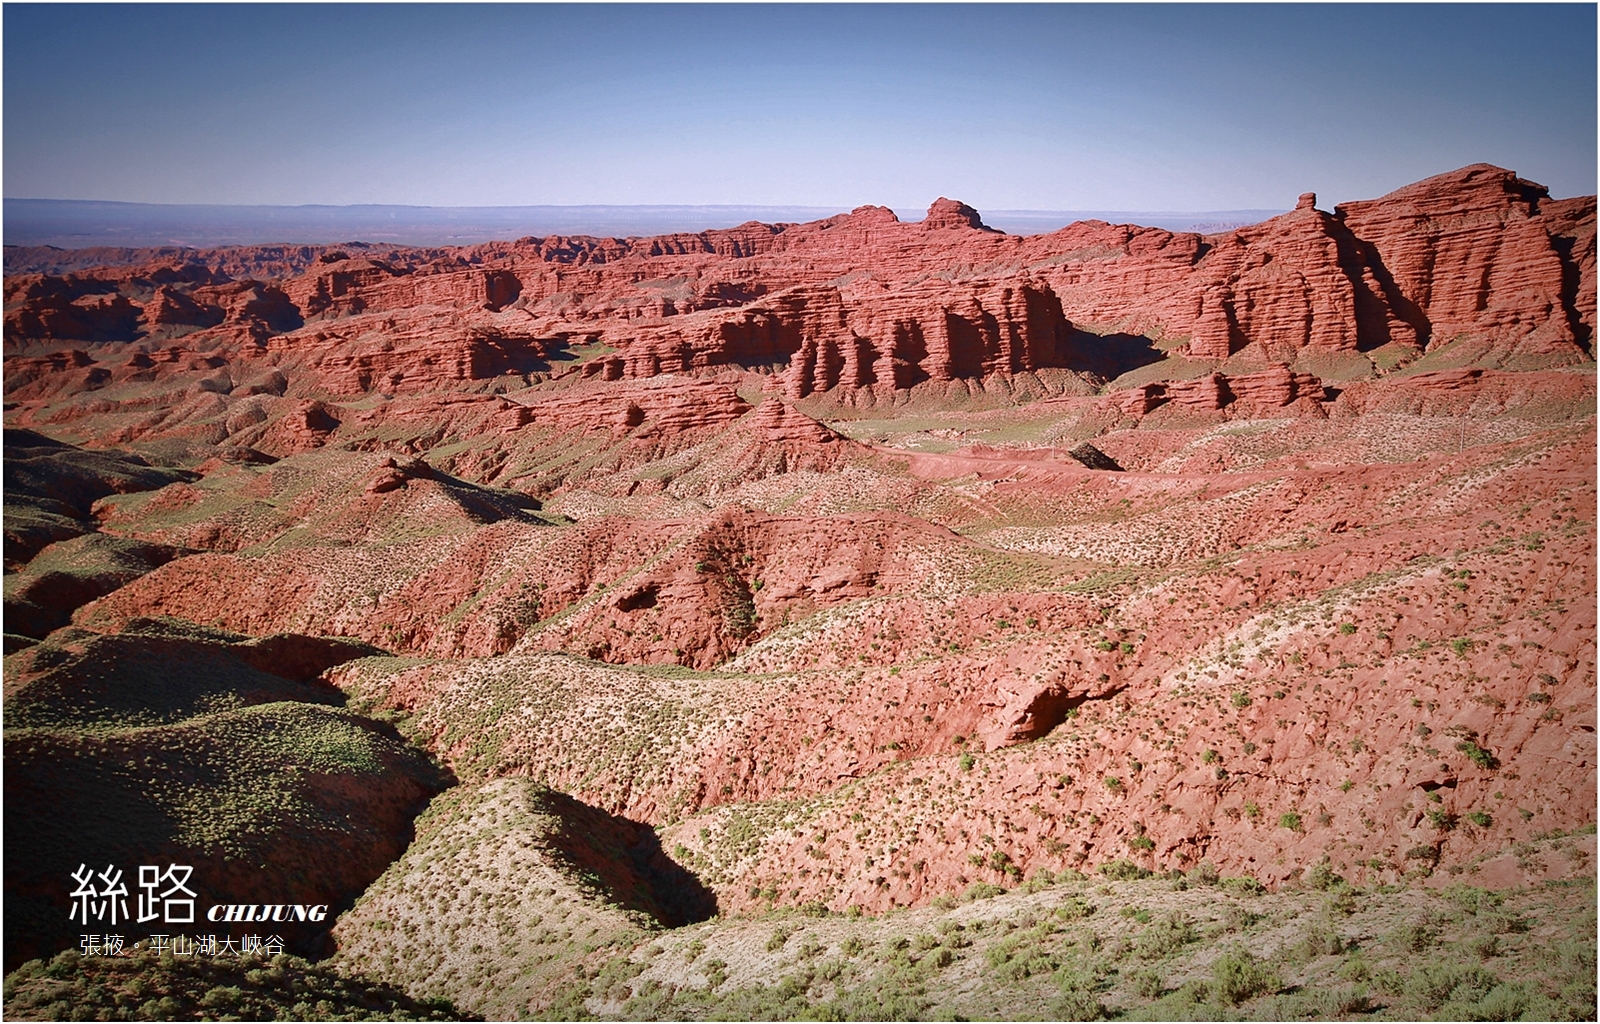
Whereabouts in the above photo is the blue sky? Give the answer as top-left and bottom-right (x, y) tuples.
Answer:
(5, 4), (1595, 213)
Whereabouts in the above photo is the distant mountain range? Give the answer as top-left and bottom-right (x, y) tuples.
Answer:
(3, 198), (1284, 249)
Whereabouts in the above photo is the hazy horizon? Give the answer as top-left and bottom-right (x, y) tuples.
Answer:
(2, 197), (1288, 249)
(5, 4), (1594, 215)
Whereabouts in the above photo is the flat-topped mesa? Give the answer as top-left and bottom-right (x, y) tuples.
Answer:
(845, 204), (901, 227)
(922, 197), (995, 232)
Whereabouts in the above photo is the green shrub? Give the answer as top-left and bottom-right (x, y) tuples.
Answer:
(703, 958), (729, 990)
(1278, 811), (1302, 832)
(1462, 982), (1543, 1020)
(1456, 740), (1499, 770)
(1323, 983), (1373, 1016)
(1050, 988), (1106, 1021)
(1211, 949), (1279, 1005)
(766, 926), (795, 952)
(1133, 913), (1195, 960)
(1128, 967), (1164, 999)
(1306, 861), (1344, 890)
(963, 882), (1006, 902)
(1404, 961), (1498, 1012)
(1097, 859), (1150, 881)
(1338, 956), (1371, 983)
(1385, 922), (1434, 953)
(1296, 921), (1344, 958)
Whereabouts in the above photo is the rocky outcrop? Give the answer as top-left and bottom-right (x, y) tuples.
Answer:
(1223, 363), (1327, 407)
(139, 284), (225, 337)
(5, 267), (299, 349)
(266, 308), (552, 395)
(922, 197), (995, 232)
(254, 399), (342, 456)
(1110, 364), (1326, 417)
(1066, 441), (1122, 471)
(5, 167), (1590, 417)
(585, 277), (1074, 398)
(288, 257), (409, 319)
(525, 378), (752, 438)
(746, 397), (842, 444)
(365, 455), (434, 494)
(1176, 197), (1424, 359)
(1335, 164), (1593, 356)
(4, 276), (141, 345)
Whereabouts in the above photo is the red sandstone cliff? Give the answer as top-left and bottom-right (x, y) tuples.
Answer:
(3, 167), (1592, 422)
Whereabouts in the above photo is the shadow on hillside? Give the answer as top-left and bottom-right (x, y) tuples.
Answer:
(541, 789), (718, 927)
(1061, 329), (1167, 382)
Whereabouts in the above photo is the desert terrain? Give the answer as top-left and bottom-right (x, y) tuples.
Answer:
(3, 163), (1594, 1020)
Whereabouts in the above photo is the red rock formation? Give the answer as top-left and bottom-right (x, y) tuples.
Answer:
(254, 400), (341, 456)
(1177, 197), (1423, 359)
(1336, 164), (1592, 356)
(266, 308), (551, 395)
(746, 397), (842, 444)
(189, 280), (303, 340)
(922, 197), (995, 232)
(585, 277), (1073, 398)
(2, 350), (97, 396)
(1333, 367), (1598, 419)
(365, 455), (434, 494)
(5, 167), (1590, 411)
(288, 257), (409, 319)
(1222, 363), (1327, 408)
(4, 276), (141, 345)
(1108, 364), (1326, 417)
(139, 284), (225, 337)
(525, 378), (752, 438)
